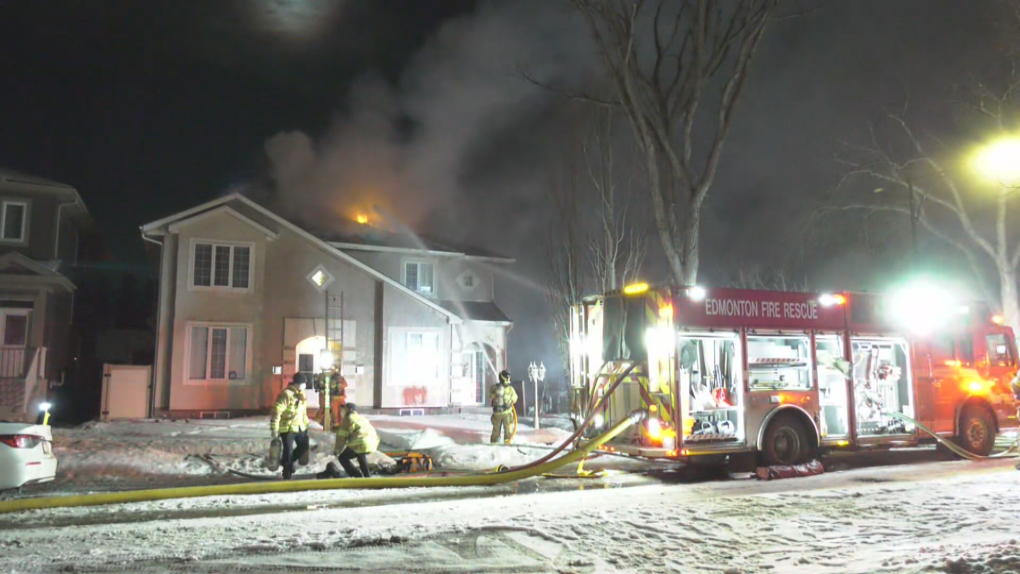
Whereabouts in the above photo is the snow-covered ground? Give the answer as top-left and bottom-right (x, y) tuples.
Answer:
(7, 413), (577, 497)
(3, 415), (1020, 573)
(1, 457), (1018, 572)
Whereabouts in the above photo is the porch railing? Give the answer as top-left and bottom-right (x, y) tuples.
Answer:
(0, 346), (33, 380)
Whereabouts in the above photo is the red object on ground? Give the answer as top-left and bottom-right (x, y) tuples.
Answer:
(755, 459), (825, 480)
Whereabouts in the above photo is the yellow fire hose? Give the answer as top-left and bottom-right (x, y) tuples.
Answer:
(510, 405), (518, 442)
(883, 411), (1019, 461)
(0, 411), (644, 515)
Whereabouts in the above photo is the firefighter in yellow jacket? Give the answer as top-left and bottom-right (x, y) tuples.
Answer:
(270, 373), (310, 480)
(317, 403), (380, 478)
(490, 370), (517, 444)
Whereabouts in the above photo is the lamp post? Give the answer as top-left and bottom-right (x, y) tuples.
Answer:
(528, 362), (545, 429)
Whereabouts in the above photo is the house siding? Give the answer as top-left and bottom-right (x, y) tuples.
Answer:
(148, 195), (509, 414)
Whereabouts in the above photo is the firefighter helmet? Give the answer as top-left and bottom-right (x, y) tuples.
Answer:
(499, 370), (511, 383)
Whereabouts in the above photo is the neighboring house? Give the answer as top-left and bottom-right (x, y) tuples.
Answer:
(140, 193), (514, 417)
(0, 169), (92, 421)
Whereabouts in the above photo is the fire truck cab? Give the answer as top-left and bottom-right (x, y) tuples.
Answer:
(568, 284), (1019, 466)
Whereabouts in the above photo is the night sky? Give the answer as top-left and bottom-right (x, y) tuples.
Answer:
(0, 1), (1007, 382)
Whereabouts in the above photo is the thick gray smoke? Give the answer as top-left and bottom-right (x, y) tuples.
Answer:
(263, 1), (592, 231)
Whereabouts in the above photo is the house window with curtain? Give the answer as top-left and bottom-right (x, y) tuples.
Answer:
(188, 324), (250, 382)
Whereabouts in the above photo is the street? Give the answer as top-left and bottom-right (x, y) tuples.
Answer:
(1, 453), (1017, 573)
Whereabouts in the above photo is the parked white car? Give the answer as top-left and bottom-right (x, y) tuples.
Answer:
(0, 422), (57, 490)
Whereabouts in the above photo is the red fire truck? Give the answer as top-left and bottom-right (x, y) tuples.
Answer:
(568, 284), (1019, 466)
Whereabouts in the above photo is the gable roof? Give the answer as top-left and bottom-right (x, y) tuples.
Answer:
(166, 205), (279, 240)
(0, 168), (76, 190)
(0, 252), (75, 290)
(317, 228), (514, 263)
(140, 193), (462, 323)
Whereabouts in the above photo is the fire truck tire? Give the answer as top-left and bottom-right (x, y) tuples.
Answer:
(957, 406), (996, 457)
(760, 414), (812, 466)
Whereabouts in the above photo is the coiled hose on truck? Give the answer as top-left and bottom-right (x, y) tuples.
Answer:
(0, 410), (645, 515)
(883, 411), (1019, 461)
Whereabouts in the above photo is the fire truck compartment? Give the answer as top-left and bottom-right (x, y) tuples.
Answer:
(678, 333), (744, 444)
(852, 338), (915, 437)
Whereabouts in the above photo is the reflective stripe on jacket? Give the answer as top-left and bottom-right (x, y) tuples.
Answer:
(335, 411), (380, 455)
(270, 385), (309, 434)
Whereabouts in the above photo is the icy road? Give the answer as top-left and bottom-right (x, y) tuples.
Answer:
(1, 456), (1018, 573)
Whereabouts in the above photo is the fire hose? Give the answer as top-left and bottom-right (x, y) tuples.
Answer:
(0, 410), (645, 515)
(882, 411), (1019, 461)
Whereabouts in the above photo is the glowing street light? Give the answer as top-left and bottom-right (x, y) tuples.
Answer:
(974, 136), (1020, 186)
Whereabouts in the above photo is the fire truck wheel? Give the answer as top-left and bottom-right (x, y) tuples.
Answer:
(957, 406), (996, 456)
(761, 414), (811, 466)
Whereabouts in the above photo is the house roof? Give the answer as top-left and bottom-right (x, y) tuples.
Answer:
(0, 252), (75, 291)
(439, 300), (511, 324)
(316, 227), (514, 262)
(0, 168), (76, 190)
(140, 193), (465, 324)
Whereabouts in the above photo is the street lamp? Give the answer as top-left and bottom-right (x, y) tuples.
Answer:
(528, 362), (545, 429)
(974, 136), (1020, 186)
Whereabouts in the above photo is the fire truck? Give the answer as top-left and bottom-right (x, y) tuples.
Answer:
(568, 283), (1019, 466)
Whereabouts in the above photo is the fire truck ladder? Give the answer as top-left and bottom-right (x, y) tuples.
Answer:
(322, 291), (344, 431)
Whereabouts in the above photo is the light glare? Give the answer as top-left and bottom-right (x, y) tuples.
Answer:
(975, 137), (1020, 186)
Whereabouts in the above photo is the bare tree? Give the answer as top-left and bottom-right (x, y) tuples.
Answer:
(821, 78), (1020, 336)
(543, 153), (588, 381)
(570, 0), (778, 285)
(731, 263), (809, 292)
(583, 109), (647, 293)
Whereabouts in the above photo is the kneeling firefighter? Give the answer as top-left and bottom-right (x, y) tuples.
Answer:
(317, 403), (380, 479)
(270, 373), (310, 480)
(490, 370), (517, 444)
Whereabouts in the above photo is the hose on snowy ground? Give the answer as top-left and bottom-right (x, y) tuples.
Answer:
(882, 411), (1018, 461)
(0, 410), (646, 515)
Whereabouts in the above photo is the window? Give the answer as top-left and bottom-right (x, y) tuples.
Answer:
(404, 261), (434, 295)
(0, 201), (26, 242)
(188, 324), (249, 381)
(191, 241), (252, 290)
(458, 271), (477, 289)
(1, 313), (28, 347)
(986, 334), (1015, 367)
(298, 353), (315, 373)
(747, 335), (812, 391)
(407, 331), (441, 379)
(306, 264), (335, 291)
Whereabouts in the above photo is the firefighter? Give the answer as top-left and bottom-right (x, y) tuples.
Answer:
(489, 370), (517, 444)
(330, 373), (349, 427)
(270, 372), (310, 480)
(317, 403), (380, 479)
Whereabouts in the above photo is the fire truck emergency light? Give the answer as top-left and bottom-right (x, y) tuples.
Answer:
(687, 286), (707, 301)
(623, 282), (649, 295)
(819, 293), (846, 306)
(887, 282), (957, 335)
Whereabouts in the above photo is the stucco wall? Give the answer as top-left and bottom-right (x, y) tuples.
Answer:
(344, 250), (496, 304)
(167, 211), (269, 411)
(381, 282), (451, 408)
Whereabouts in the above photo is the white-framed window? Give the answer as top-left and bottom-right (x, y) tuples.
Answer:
(407, 331), (441, 379)
(0, 200), (28, 243)
(306, 264), (335, 292)
(457, 271), (477, 290)
(190, 240), (253, 291)
(403, 260), (435, 296)
(187, 323), (251, 382)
